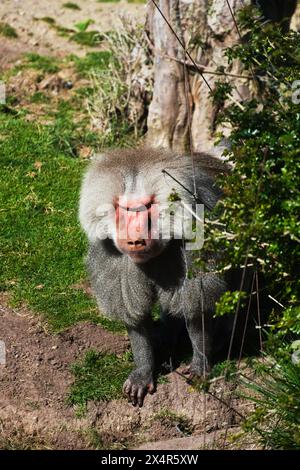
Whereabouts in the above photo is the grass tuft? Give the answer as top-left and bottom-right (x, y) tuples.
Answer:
(70, 31), (103, 47)
(40, 17), (56, 25)
(0, 22), (18, 38)
(24, 53), (60, 74)
(68, 350), (133, 405)
(62, 2), (81, 10)
(69, 51), (112, 76)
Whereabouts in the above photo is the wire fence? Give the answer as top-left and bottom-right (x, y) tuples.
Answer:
(150, 0), (269, 449)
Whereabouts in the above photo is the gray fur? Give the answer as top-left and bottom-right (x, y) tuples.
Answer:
(79, 147), (230, 406)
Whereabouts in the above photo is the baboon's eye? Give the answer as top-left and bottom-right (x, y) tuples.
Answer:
(119, 202), (152, 212)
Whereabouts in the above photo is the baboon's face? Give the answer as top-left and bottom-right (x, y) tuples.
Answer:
(80, 149), (213, 264)
(114, 193), (166, 264)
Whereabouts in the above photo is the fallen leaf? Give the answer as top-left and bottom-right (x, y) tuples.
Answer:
(79, 146), (92, 159)
(34, 161), (42, 172)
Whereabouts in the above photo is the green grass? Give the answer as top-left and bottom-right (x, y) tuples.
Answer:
(0, 22), (18, 38)
(39, 17), (56, 25)
(9, 50), (111, 83)
(24, 53), (60, 74)
(34, 16), (75, 39)
(0, 109), (125, 332)
(72, 20), (99, 49)
(70, 31), (103, 47)
(68, 350), (133, 405)
(30, 92), (51, 104)
(74, 20), (95, 32)
(7, 52), (61, 76)
(0, 113), (88, 329)
(241, 354), (300, 449)
(69, 51), (112, 76)
(56, 25), (75, 37)
(62, 2), (81, 10)
(80, 428), (104, 449)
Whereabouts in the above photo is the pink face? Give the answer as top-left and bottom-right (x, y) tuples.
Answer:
(115, 195), (164, 263)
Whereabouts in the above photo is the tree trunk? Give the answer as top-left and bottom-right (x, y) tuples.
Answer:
(145, 0), (297, 153)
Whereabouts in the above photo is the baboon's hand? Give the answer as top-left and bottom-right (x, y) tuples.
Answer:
(123, 368), (155, 407)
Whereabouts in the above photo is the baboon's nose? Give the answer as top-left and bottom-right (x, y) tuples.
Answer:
(127, 239), (147, 249)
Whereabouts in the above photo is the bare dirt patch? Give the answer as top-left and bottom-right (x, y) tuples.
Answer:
(5, 65), (90, 121)
(0, 0), (146, 66)
(0, 293), (254, 449)
(0, 293), (130, 449)
(0, 37), (33, 70)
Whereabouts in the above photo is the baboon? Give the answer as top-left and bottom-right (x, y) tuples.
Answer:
(79, 148), (247, 407)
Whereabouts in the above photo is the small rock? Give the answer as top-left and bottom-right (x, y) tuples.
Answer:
(63, 80), (73, 90)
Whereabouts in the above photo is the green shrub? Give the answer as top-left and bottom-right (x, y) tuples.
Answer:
(209, 5), (299, 322)
(207, 5), (300, 449)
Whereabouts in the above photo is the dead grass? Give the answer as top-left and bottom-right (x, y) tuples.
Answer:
(87, 16), (153, 140)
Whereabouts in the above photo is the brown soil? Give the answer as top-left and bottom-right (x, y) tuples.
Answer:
(0, 292), (129, 449)
(0, 0), (145, 67)
(0, 293), (255, 450)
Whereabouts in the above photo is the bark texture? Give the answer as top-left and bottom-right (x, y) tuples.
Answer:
(145, 0), (297, 153)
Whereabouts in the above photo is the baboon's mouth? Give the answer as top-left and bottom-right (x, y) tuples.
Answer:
(128, 250), (151, 259)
